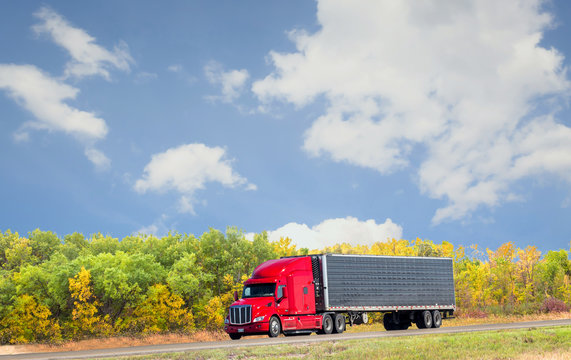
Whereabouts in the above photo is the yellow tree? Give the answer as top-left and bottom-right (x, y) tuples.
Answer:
(272, 237), (298, 257)
(515, 246), (541, 304)
(68, 267), (108, 338)
(199, 296), (225, 330)
(0, 294), (60, 343)
(487, 242), (518, 307)
(131, 284), (194, 334)
(370, 239), (414, 256)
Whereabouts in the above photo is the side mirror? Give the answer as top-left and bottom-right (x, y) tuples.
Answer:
(276, 285), (287, 302)
(233, 290), (239, 302)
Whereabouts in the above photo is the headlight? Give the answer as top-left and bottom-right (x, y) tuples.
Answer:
(253, 316), (265, 322)
(224, 318), (229, 324)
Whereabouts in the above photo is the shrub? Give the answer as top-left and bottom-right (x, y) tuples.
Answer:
(540, 297), (569, 313)
(455, 308), (488, 318)
(0, 295), (61, 344)
(128, 284), (195, 334)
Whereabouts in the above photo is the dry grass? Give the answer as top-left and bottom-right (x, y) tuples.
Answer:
(0, 331), (226, 355)
(445, 311), (571, 327)
(1, 311), (569, 355)
(515, 350), (571, 360)
(345, 311), (571, 333)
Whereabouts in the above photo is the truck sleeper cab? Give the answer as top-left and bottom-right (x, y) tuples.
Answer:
(224, 254), (455, 339)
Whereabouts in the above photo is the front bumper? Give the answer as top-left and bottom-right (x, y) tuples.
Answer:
(224, 321), (269, 335)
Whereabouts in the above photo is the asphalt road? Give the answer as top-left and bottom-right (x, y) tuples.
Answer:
(2, 319), (570, 360)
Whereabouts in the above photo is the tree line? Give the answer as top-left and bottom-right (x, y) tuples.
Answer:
(0, 228), (569, 344)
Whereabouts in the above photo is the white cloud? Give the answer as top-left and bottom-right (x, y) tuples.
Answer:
(33, 6), (133, 80)
(253, 0), (571, 224)
(134, 143), (256, 214)
(204, 61), (250, 103)
(0, 64), (107, 140)
(134, 214), (169, 236)
(135, 224), (158, 235)
(84, 147), (111, 170)
(0, 64), (110, 169)
(268, 217), (403, 250)
(168, 64), (183, 73)
(12, 130), (30, 143)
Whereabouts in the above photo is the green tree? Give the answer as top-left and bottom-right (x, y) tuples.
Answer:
(61, 232), (88, 260)
(538, 249), (571, 299)
(4, 236), (37, 270)
(27, 229), (60, 262)
(139, 232), (185, 268)
(0, 269), (16, 321)
(76, 252), (166, 322)
(167, 252), (205, 306)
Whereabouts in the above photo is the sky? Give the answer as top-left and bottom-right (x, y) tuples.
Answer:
(1, 0), (571, 253)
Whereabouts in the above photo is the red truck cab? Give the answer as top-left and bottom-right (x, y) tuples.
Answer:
(224, 256), (323, 339)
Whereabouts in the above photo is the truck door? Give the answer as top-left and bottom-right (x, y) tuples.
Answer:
(290, 274), (316, 314)
(276, 283), (296, 330)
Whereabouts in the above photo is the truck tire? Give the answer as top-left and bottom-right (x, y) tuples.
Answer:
(229, 333), (241, 340)
(318, 314), (334, 334)
(268, 316), (281, 337)
(432, 310), (442, 328)
(383, 313), (397, 331)
(333, 314), (345, 334)
(416, 310), (433, 329)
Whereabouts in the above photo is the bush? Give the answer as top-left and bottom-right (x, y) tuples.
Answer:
(540, 297), (569, 313)
(455, 308), (488, 318)
(0, 295), (61, 344)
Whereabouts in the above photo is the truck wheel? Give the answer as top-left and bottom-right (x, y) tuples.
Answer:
(361, 312), (368, 325)
(417, 310), (433, 329)
(333, 314), (345, 334)
(268, 316), (281, 337)
(318, 314), (334, 334)
(432, 310), (442, 328)
(229, 333), (241, 340)
(383, 313), (396, 331)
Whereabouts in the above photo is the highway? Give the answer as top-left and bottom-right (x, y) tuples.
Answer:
(1, 319), (570, 360)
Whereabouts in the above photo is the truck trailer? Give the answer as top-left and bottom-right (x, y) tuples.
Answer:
(224, 254), (455, 339)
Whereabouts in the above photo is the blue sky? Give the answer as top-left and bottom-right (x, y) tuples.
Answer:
(1, 0), (571, 253)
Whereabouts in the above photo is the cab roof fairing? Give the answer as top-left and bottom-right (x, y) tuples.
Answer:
(246, 256), (311, 284)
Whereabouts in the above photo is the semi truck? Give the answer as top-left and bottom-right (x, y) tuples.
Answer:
(224, 254), (455, 339)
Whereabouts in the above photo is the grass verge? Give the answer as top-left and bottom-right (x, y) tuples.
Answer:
(0, 313), (568, 355)
(112, 326), (571, 360)
(345, 311), (570, 333)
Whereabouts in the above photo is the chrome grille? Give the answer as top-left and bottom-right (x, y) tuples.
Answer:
(230, 305), (252, 325)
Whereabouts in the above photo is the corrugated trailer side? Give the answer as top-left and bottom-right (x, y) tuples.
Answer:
(322, 254), (455, 311)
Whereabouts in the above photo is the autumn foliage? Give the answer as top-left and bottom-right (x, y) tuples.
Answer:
(0, 228), (570, 344)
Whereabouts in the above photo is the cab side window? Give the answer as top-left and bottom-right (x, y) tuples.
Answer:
(277, 285), (286, 298)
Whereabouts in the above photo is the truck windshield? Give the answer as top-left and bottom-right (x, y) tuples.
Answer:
(242, 283), (275, 298)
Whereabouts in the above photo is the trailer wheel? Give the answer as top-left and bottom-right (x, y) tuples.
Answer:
(416, 310), (433, 329)
(268, 316), (281, 337)
(383, 313), (397, 331)
(432, 310), (442, 328)
(318, 314), (334, 334)
(333, 314), (345, 334)
(229, 333), (241, 340)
